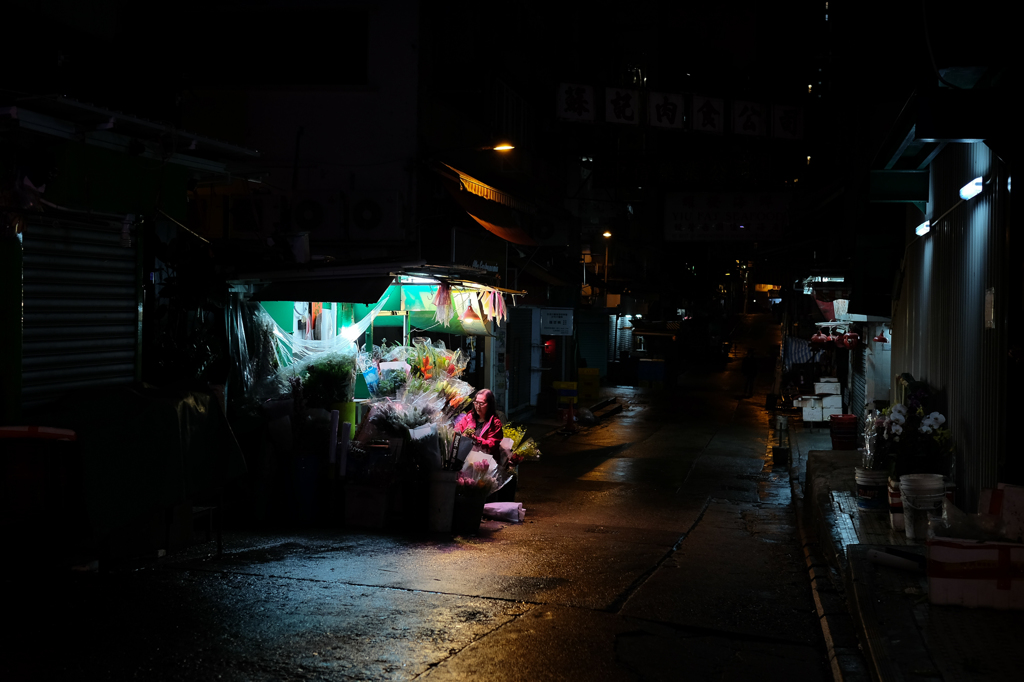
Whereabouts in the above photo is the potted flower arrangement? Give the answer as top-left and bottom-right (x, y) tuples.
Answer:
(868, 375), (954, 530)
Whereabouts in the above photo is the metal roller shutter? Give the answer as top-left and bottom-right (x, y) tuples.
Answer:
(21, 217), (139, 409)
(850, 345), (867, 426)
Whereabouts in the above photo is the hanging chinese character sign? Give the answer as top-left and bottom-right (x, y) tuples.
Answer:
(733, 100), (765, 136)
(692, 95), (724, 134)
(557, 83), (595, 122)
(648, 92), (683, 129)
(773, 105), (803, 139)
(605, 88), (638, 125)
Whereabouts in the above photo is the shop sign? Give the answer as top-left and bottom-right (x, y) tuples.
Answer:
(664, 192), (790, 241)
(540, 308), (573, 336)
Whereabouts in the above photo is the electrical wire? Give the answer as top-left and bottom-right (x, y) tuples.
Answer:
(156, 208), (210, 244)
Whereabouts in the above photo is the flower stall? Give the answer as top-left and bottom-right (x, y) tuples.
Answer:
(227, 271), (533, 532)
(346, 336), (539, 533)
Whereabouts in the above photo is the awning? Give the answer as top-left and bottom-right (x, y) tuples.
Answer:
(437, 163), (537, 246)
(250, 276), (394, 303)
(466, 212), (536, 246)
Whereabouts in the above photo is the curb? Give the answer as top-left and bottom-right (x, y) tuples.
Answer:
(780, 423), (871, 682)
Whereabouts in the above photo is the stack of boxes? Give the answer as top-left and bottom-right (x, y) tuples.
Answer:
(795, 377), (843, 422)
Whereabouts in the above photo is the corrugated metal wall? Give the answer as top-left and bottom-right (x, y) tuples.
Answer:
(21, 217), (139, 409)
(891, 142), (1007, 511)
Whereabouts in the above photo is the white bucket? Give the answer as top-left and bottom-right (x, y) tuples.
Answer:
(428, 470), (459, 532)
(900, 473), (945, 541)
(854, 468), (889, 512)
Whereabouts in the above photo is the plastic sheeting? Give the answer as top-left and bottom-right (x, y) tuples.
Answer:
(225, 292), (388, 407)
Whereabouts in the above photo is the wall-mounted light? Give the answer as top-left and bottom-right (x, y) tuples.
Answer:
(915, 220), (931, 236)
(602, 230), (612, 238)
(959, 176), (984, 200)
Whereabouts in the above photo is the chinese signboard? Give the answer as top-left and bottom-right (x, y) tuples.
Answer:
(540, 308), (574, 336)
(691, 95), (724, 134)
(733, 100), (765, 136)
(556, 85), (801, 139)
(605, 88), (639, 124)
(664, 192), (790, 241)
(648, 91), (683, 129)
(773, 104), (803, 139)
(557, 83), (595, 122)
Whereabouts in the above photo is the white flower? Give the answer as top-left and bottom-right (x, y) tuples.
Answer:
(919, 425), (933, 435)
(891, 423), (903, 436)
(928, 412), (946, 426)
(892, 404), (908, 416)
(891, 413), (906, 426)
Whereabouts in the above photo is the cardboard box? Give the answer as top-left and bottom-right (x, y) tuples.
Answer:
(927, 538), (1024, 609)
(979, 483), (1024, 543)
(814, 382), (841, 395)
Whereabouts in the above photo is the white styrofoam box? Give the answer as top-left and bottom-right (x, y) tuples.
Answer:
(822, 406), (843, 419)
(802, 406), (823, 422)
(821, 394), (843, 409)
(979, 483), (1024, 543)
(814, 382), (841, 395)
(819, 377), (839, 383)
(928, 538), (1024, 609)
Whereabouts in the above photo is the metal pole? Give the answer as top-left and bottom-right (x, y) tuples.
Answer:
(604, 244), (609, 303)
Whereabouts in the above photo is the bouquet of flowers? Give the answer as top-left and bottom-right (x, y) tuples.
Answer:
(503, 424), (542, 466)
(456, 460), (497, 496)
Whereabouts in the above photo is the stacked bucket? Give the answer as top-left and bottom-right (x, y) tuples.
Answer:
(897, 473), (947, 541)
(829, 414), (859, 450)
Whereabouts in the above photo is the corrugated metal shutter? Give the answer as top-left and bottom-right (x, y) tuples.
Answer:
(507, 306), (534, 411)
(21, 217), (139, 409)
(850, 345), (867, 424)
(891, 142), (1006, 511)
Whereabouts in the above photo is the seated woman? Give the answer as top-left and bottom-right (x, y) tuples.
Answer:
(453, 388), (503, 460)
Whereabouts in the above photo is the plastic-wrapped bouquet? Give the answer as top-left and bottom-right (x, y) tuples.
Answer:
(502, 423), (542, 467)
(457, 460), (496, 495)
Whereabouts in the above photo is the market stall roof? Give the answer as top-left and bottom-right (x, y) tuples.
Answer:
(235, 260), (425, 303)
(435, 163), (537, 246)
(249, 276), (394, 303)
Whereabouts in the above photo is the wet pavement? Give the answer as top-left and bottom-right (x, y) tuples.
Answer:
(9, 314), (831, 680)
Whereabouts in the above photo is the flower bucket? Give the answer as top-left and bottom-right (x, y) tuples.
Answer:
(900, 473), (945, 542)
(854, 468), (888, 512)
(453, 487), (488, 535)
(427, 470), (459, 533)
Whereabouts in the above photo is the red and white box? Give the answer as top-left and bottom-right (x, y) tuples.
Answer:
(927, 538), (1024, 609)
(979, 483), (1024, 543)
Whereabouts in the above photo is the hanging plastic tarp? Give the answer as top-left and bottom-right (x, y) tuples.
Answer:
(225, 290), (389, 408)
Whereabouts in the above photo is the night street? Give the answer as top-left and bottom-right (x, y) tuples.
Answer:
(8, 315), (828, 681)
(3, 3), (1016, 680)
